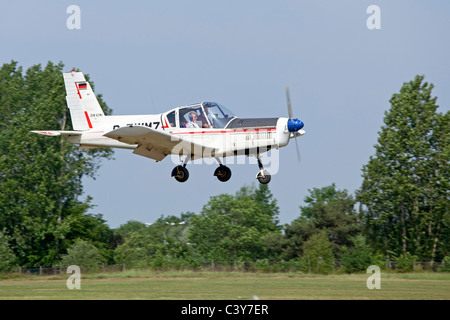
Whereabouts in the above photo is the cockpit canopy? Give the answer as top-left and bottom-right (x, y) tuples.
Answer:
(171, 102), (236, 129)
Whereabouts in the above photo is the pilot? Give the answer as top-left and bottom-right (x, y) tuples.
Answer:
(186, 111), (200, 128)
(197, 107), (213, 128)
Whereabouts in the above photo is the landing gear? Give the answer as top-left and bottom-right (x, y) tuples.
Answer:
(171, 165), (189, 182)
(256, 156), (271, 184)
(171, 154), (271, 184)
(213, 157), (231, 182)
(214, 165), (232, 182)
(171, 154), (191, 183)
(256, 170), (271, 184)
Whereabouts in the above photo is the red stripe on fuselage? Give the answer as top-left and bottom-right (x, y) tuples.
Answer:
(171, 128), (276, 135)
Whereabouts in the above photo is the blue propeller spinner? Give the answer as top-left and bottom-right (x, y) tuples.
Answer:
(287, 118), (304, 132)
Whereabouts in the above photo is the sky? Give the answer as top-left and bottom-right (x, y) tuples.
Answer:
(1, 1), (449, 228)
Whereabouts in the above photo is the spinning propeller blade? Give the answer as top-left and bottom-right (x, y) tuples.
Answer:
(294, 137), (301, 163)
(285, 86), (302, 163)
(286, 86), (293, 120)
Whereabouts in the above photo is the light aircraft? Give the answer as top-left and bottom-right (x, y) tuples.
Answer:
(32, 70), (305, 184)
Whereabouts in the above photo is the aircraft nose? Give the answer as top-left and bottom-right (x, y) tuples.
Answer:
(287, 118), (304, 132)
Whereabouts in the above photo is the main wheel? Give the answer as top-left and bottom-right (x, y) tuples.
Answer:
(171, 165), (189, 182)
(256, 170), (271, 184)
(214, 165), (232, 182)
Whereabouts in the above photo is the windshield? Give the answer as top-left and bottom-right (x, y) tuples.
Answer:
(202, 102), (236, 128)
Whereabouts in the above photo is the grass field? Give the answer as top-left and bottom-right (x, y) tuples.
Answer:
(1, 271), (449, 300)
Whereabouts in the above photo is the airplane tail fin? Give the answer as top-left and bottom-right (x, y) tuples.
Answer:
(63, 71), (105, 130)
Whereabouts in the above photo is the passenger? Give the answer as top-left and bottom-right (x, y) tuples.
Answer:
(186, 111), (200, 128)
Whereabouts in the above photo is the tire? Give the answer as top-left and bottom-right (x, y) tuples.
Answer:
(171, 165), (189, 182)
(257, 170), (271, 184)
(214, 165), (232, 182)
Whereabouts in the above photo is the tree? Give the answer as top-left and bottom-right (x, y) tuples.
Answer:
(0, 231), (17, 272)
(60, 240), (105, 272)
(357, 75), (449, 263)
(283, 184), (361, 260)
(114, 213), (195, 269)
(188, 184), (281, 262)
(339, 236), (383, 273)
(301, 232), (335, 274)
(0, 61), (113, 266)
(114, 231), (158, 268)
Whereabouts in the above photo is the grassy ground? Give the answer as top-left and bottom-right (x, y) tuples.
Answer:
(0, 271), (449, 300)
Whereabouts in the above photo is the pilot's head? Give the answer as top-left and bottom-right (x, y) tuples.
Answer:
(189, 111), (197, 121)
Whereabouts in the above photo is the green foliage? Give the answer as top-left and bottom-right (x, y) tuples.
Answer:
(0, 231), (17, 272)
(300, 232), (335, 274)
(187, 184), (281, 262)
(357, 75), (449, 262)
(339, 236), (375, 273)
(393, 252), (418, 273)
(0, 61), (113, 266)
(283, 184), (361, 261)
(114, 213), (196, 270)
(439, 257), (450, 272)
(60, 240), (105, 272)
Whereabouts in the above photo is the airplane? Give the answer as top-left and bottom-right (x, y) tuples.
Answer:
(32, 70), (305, 184)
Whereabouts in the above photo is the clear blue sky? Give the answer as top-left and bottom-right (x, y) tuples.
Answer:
(1, 1), (449, 228)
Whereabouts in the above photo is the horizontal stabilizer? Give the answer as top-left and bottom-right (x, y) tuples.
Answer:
(31, 130), (83, 137)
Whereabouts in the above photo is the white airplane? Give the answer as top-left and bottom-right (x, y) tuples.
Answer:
(32, 70), (305, 184)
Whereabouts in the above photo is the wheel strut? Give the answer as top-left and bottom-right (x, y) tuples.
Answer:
(256, 155), (271, 184)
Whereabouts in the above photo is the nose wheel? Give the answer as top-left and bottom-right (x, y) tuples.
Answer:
(256, 170), (271, 184)
(256, 156), (271, 184)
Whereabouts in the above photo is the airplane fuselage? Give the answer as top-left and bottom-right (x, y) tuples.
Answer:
(69, 114), (296, 159)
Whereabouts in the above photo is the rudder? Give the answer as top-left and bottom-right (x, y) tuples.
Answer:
(63, 71), (105, 130)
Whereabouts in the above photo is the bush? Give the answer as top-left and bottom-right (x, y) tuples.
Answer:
(339, 236), (373, 273)
(60, 240), (105, 272)
(300, 232), (335, 274)
(0, 231), (17, 272)
(253, 259), (271, 272)
(439, 256), (450, 272)
(394, 253), (418, 272)
(276, 259), (303, 272)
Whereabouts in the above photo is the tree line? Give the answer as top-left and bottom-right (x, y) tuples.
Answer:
(0, 61), (448, 274)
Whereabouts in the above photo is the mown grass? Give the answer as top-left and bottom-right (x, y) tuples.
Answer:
(0, 271), (449, 300)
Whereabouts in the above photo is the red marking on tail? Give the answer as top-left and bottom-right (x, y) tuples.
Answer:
(84, 111), (93, 129)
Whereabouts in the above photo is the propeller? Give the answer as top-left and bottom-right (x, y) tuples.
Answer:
(285, 86), (304, 163)
(286, 86), (294, 120)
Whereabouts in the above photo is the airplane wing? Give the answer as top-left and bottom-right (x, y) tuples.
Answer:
(104, 126), (211, 161)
